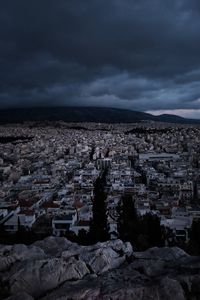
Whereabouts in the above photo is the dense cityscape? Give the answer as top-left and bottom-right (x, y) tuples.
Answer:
(1, 121), (200, 254)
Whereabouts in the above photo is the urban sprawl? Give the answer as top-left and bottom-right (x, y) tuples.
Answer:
(0, 121), (200, 247)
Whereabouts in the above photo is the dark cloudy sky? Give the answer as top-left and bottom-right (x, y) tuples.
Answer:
(1, 0), (200, 117)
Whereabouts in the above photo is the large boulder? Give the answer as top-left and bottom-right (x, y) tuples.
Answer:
(40, 275), (101, 300)
(79, 246), (125, 274)
(0, 244), (45, 272)
(95, 239), (133, 257)
(133, 247), (188, 262)
(33, 236), (74, 257)
(158, 277), (185, 300)
(10, 257), (89, 298)
(130, 258), (166, 277)
(5, 292), (34, 300)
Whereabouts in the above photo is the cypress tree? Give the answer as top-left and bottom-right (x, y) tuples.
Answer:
(89, 170), (109, 243)
(189, 218), (200, 254)
(117, 194), (139, 245)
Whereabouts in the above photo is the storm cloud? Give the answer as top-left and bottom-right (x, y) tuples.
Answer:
(1, 0), (200, 116)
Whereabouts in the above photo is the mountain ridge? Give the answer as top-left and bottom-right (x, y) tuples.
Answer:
(0, 106), (199, 124)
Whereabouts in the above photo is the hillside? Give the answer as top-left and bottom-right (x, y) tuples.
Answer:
(0, 106), (199, 124)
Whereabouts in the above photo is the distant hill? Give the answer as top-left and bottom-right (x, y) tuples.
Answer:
(0, 106), (199, 124)
(156, 114), (190, 123)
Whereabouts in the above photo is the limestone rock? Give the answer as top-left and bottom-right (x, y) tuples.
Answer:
(133, 246), (188, 261)
(10, 257), (89, 298)
(130, 258), (166, 277)
(159, 277), (185, 300)
(0, 237), (200, 300)
(5, 292), (34, 300)
(0, 244), (45, 272)
(33, 236), (73, 257)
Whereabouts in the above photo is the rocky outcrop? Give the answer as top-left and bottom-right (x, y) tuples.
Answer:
(0, 237), (200, 299)
(0, 244), (46, 272)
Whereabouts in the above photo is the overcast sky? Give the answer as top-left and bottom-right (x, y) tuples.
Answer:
(1, 0), (200, 117)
